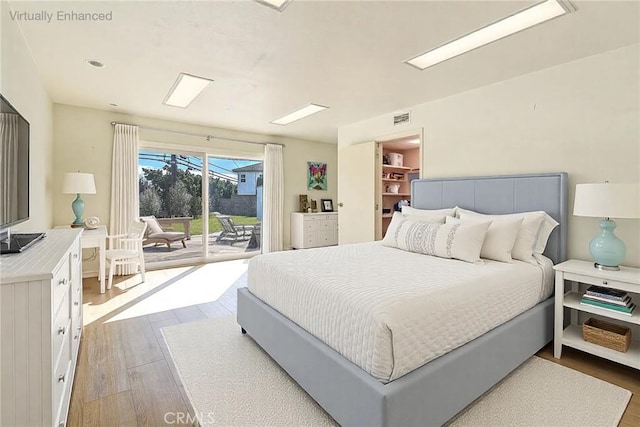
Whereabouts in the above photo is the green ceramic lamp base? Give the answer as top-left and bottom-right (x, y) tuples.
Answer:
(71, 193), (85, 227)
(589, 219), (626, 271)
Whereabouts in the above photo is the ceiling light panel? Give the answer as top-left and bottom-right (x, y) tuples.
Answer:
(406, 0), (574, 70)
(163, 73), (213, 108)
(271, 104), (328, 125)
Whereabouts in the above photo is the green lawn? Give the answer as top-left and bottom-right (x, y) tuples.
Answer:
(170, 214), (260, 236)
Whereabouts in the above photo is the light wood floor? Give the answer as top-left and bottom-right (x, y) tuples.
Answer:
(69, 266), (639, 426)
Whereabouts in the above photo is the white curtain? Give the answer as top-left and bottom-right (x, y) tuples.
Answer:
(110, 124), (140, 274)
(262, 144), (284, 253)
(0, 113), (19, 224)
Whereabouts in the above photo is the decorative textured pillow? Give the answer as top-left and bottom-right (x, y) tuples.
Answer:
(457, 208), (549, 264)
(448, 215), (522, 263)
(382, 213), (490, 263)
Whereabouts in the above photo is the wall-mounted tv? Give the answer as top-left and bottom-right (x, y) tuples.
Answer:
(0, 94), (30, 230)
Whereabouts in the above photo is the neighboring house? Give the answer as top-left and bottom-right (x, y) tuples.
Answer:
(218, 162), (264, 220)
(232, 163), (263, 196)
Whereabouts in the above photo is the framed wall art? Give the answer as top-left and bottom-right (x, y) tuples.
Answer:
(307, 162), (327, 191)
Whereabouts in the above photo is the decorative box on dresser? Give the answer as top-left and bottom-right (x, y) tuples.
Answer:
(291, 212), (339, 249)
(0, 229), (83, 426)
(553, 259), (640, 369)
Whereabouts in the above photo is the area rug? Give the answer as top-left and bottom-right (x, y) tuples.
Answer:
(161, 316), (631, 426)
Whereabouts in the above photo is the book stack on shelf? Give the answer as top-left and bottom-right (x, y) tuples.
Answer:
(580, 285), (636, 316)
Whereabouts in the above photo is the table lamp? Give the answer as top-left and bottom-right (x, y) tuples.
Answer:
(63, 172), (96, 228)
(573, 182), (640, 271)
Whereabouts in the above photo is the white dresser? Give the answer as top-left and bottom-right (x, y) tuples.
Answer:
(291, 212), (339, 249)
(0, 229), (83, 427)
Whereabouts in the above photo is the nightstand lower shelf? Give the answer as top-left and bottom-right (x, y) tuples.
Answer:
(562, 324), (640, 369)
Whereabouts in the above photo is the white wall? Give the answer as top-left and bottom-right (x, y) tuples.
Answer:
(52, 104), (337, 264)
(339, 44), (640, 267)
(1, 3), (54, 231)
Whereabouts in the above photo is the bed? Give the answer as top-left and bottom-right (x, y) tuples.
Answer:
(237, 172), (568, 426)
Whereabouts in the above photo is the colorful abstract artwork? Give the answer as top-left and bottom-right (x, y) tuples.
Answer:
(307, 162), (327, 191)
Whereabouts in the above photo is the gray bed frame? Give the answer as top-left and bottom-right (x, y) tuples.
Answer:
(237, 172), (568, 426)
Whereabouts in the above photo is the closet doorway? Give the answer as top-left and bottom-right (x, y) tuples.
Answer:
(376, 133), (422, 240)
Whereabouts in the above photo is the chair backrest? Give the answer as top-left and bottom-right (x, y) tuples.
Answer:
(216, 215), (237, 233)
(128, 221), (147, 240)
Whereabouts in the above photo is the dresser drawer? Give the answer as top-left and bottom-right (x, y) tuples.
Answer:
(319, 230), (338, 246)
(69, 243), (81, 281)
(53, 254), (71, 311)
(320, 219), (337, 229)
(304, 221), (319, 232)
(53, 290), (71, 362)
(53, 351), (72, 427)
(304, 234), (319, 247)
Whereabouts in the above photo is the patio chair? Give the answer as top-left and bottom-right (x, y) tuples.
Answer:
(215, 215), (255, 244)
(105, 221), (147, 290)
(140, 215), (187, 250)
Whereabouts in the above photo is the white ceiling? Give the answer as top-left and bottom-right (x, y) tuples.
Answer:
(9, 0), (640, 144)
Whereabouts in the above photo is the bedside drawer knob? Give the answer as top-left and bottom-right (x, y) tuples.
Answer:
(58, 374), (65, 383)
(59, 278), (67, 285)
(602, 280), (608, 285)
(58, 326), (66, 335)
(73, 254), (79, 259)
(74, 334), (79, 340)
(74, 301), (79, 306)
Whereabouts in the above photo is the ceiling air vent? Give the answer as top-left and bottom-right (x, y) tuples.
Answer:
(393, 111), (410, 126)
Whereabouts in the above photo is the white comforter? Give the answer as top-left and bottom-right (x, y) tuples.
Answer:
(248, 242), (553, 383)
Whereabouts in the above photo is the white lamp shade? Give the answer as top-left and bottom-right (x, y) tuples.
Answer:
(62, 172), (96, 195)
(574, 183), (640, 219)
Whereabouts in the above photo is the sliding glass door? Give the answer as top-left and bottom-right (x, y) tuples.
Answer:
(138, 150), (203, 264)
(138, 148), (263, 266)
(207, 156), (263, 256)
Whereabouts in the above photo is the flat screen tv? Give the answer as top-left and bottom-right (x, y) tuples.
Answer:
(0, 94), (30, 230)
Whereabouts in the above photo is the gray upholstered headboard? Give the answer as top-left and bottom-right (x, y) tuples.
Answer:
(411, 173), (568, 264)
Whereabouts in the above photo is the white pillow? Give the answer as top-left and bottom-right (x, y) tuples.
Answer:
(402, 205), (456, 218)
(382, 212), (490, 263)
(397, 206), (447, 224)
(447, 215), (522, 263)
(534, 214), (560, 255)
(457, 208), (557, 264)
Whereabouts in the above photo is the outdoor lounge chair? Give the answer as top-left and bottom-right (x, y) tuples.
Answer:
(140, 215), (188, 250)
(215, 215), (255, 244)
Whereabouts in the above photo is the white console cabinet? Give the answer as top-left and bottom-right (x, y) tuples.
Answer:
(0, 229), (83, 426)
(291, 212), (339, 249)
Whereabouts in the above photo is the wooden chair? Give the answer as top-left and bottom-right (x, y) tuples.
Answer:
(215, 215), (255, 244)
(105, 221), (147, 290)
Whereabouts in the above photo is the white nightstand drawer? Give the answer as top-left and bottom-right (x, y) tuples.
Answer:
(564, 272), (636, 294)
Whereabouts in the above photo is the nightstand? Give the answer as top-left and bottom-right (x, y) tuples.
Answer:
(553, 259), (640, 369)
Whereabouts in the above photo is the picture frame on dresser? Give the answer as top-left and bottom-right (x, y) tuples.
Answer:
(321, 199), (333, 212)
